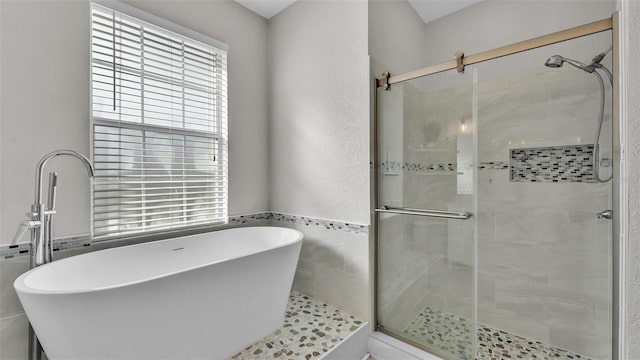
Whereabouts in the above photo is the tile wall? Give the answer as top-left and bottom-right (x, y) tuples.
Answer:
(478, 66), (611, 360)
(269, 214), (370, 322)
(0, 257), (30, 359)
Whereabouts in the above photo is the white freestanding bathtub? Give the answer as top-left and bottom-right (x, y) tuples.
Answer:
(14, 226), (303, 359)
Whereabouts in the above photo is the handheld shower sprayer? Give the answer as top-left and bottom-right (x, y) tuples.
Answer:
(544, 51), (612, 183)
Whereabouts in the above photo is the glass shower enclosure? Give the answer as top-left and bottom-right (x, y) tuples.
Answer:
(373, 17), (617, 360)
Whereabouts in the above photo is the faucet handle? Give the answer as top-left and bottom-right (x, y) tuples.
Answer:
(12, 220), (40, 245)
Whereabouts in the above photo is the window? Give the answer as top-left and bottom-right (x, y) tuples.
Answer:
(90, 3), (228, 239)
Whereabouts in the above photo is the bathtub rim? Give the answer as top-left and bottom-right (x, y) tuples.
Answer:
(14, 226), (303, 295)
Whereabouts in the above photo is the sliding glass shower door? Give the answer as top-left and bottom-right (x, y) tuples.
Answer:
(374, 27), (615, 360)
(375, 71), (477, 359)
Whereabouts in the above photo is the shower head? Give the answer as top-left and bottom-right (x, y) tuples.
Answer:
(544, 55), (594, 73)
(544, 55), (565, 68)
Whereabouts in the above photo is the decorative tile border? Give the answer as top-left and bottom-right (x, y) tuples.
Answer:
(378, 152), (602, 183)
(1, 212), (368, 260)
(51, 234), (92, 252)
(378, 161), (508, 172)
(231, 212), (369, 235)
(0, 243), (30, 260)
(1, 234), (92, 260)
(270, 213), (369, 235)
(404, 305), (594, 360)
(380, 161), (456, 172)
(510, 144), (595, 183)
(478, 161), (509, 170)
(228, 212), (273, 224)
(231, 291), (365, 360)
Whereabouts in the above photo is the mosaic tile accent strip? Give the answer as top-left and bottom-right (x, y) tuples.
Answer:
(404, 305), (594, 360)
(0, 234), (91, 259)
(50, 234), (92, 252)
(271, 213), (369, 235)
(0, 242), (31, 260)
(478, 161), (509, 170)
(379, 161), (456, 173)
(510, 145), (595, 183)
(377, 161), (509, 173)
(230, 291), (365, 360)
(228, 212), (273, 224)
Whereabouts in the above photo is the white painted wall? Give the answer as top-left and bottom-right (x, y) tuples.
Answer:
(0, 0), (94, 246)
(624, 0), (640, 355)
(268, 0), (370, 224)
(0, 0), (269, 246)
(368, 0), (425, 75)
(266, 0), (370, 322)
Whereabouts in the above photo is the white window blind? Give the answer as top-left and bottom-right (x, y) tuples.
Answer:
(90, 3), (228, 239)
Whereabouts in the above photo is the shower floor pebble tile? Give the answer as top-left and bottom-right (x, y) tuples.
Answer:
(404, 306), (594, 360)
(230, 291), (365, 360)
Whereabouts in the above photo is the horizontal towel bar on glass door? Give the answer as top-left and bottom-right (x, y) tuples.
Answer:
(375, 206), (472, 220)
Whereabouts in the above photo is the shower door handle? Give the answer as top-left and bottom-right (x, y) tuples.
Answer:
(375, 206), (472, 220)
(597, 209), (612, 219)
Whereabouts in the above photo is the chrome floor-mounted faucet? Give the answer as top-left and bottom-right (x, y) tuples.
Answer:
(12, 150), (94, 360)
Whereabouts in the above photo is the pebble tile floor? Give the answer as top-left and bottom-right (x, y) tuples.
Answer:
(404, 306), (595, 360)
(230, 291), (365, 360)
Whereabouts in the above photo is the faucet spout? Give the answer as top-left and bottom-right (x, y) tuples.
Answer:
(34, 150), (95, 206)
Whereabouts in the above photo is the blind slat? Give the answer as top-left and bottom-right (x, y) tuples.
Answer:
(94, 202), (226, 216)
(92, 59), (220, 94)
(94, 205), (225, 221)
(94, 191), (226, 198)
(93, 217), (226, 238)
(94, 186), (223, 194)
